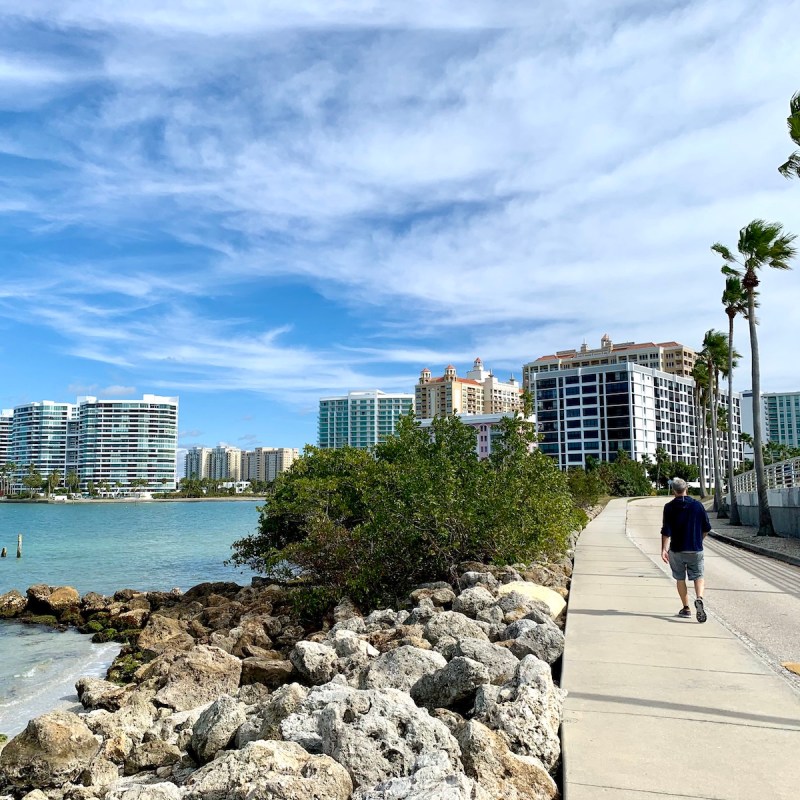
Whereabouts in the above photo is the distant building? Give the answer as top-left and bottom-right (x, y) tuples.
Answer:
(209, 445), (242, 481)
(416, 358), (522, 419)
(0, 409), (12, 466)
(524, 335), (697, 382)
(7, 395), (179, 493)
(525, 361), (741, 473)
(184, 446), (213, 479)
(419, 411), (536, 460)
(241, 447), (300, 482)
(75, 395), (179, 492)
(318, 390), (414, 450)
(741, 390), (800, 456)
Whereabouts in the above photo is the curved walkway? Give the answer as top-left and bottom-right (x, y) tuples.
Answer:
(561, 498), (800, 800)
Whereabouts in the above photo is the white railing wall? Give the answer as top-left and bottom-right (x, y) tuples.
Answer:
(733, 456), (800, 494)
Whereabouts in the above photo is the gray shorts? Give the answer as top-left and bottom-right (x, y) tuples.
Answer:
(668, 550), (704, 581)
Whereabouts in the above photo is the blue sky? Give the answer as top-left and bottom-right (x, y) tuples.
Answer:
(1, 0), (799, 454)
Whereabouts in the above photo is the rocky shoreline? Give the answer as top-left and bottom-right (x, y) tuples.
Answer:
(0, 510), (598, 800)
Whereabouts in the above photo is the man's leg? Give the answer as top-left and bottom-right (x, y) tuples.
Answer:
(676, 579), (689, 607)
(693, 578), (704, 599)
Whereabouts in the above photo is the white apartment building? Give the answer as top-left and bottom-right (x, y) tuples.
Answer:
(0, 409), (12, 466)
(415, 359), (522, 419)
(185, 446), (213, 479)
(241, 447), (300, 482)
(419, 412), (537, 460)
(7, 395), (179, 493)
(75, 395), (179, 492)
(209, 445), (242, 481)
(318, 390), (414, 450)
(525, 362), (742, 474)
(524, 335), (697, 381)
(741, 390), (800, 456)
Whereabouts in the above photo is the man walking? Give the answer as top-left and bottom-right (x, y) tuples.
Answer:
(661, 477), (712, 622)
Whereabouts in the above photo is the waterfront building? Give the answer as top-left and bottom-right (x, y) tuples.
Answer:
(209, 445), (242, 481)
(524, 361), (741, 473)
(241, 447), (300, 482)
(740, 390), (800, 457)
(415, 359), (522, 419)
(9, 401), (77, 490)
(318, 390), (414, 450)
(75, 395), (179, 492)
(0, 409), (12, 466)
(419, 411), (536, 460)
(523, 335), (697, 382)
(185, 446), (213, 479)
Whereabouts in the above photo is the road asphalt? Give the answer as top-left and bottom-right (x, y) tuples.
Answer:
(561, 497), (800, 800)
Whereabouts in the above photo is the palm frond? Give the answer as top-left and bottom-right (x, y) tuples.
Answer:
(711, 243), (736, 262)
(788, 91), (800, 147)
(778, 151), (800, 179)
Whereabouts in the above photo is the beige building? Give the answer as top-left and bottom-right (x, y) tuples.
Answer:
(523, 335), (697, 384)
(241, 447), (300, 482)
(209, 445), (242, 481)
(416, 358), (522, 418)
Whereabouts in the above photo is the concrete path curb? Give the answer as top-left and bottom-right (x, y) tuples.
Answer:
(708, 530), (800, 568)
(561, 498), (800, 800)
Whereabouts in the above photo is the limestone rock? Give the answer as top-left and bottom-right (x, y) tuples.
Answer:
(458, 720), (558, 799)
(182, 739), (352, 800)
(138, 646), (241, 712)
(76, 678), (129, 712)
(123, 741), (181, 776)
(333, 597), (361, 624)
(280, 684), (461, 788)
(360, 645), (447, 692)
(229, 617), (273, 658)
(496, 591), (552, 624)
(240, 657), (294, 688)
(79, 755), (119, 790)
(138, 615), (194, 657)
(82, 592), (111, 615)
(473, 655), (565, 771)
(0, 589), (27, 618)
(256, 682), (310, 741)
(114, 609), (149, 630)
(503, 619), (565, 664)
(423, 611), (489, 646)
(0, 711), (100, 789)
(458, 571), (499, 592)
(84, 696), (157, 744)
(409, 585), (457, 607)
(443, 638), (519, 685)
(105, 782), (184, 800)
(289, 641), (338, 685)
(329, 629), (379, 659)
(190, 695), (246, 765)
(411, 657), (490, 710)
(353, 750), (488, 800)
(363, 609), (403, 630)
(496, 582), (566, 619)
(452, 586), (497, 618)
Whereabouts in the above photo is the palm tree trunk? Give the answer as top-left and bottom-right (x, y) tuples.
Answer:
(710, 368), (723, 513)
(694, 387), (708, 498)
(700, 393), (709, 497)
(727, 314), (741, 525)
(748, 292), (774, 535)
(698, 397), (708, 497)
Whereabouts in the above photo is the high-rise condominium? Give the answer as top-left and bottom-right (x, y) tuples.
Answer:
(318, 390), (414, 450)
(7, 395), (179, 493)
(416, 358), (522, 419)
(741, 390), (800, 456)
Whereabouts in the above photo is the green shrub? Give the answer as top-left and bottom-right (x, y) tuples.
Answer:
(566, 468), (605, 508)
(231, 414), (578, 608)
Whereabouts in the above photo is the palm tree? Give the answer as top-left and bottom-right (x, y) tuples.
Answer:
(691, 362), (710, 498)
(713, 220), (797, 535)
(779, 91), (800, 179)
(721, 275), (748, 525)
(700, 329), (728, 513)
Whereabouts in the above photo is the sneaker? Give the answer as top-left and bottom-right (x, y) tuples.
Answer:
(695, 598), (707, 623)
(678, 606), (691, 618)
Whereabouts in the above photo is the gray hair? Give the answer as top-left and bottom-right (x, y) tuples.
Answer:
(670, 477), (688, 494)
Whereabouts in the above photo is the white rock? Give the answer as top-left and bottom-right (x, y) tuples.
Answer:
(496, 583), (566, 619)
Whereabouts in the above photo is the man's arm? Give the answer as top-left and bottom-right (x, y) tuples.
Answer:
(661, 503), (671, 563)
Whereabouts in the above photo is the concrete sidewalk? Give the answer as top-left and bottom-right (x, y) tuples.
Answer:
(561, 498), (800, 800)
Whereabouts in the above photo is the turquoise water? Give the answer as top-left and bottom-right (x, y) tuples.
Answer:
(0, 500), (262, 737)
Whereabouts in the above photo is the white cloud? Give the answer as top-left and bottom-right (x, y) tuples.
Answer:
(0, 0), (798, 403)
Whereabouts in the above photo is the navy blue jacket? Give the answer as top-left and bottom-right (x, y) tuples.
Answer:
(661, 496), (711, 552)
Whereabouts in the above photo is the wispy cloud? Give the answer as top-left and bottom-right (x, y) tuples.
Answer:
(0, 0), (799, 414)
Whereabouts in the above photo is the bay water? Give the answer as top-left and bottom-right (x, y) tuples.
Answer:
(0, 500), (261, 737)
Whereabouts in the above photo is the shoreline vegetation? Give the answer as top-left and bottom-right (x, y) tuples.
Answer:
(0, 414), (631, 798)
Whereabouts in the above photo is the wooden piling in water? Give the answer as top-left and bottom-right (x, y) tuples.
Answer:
(17, 534), (22, 558)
